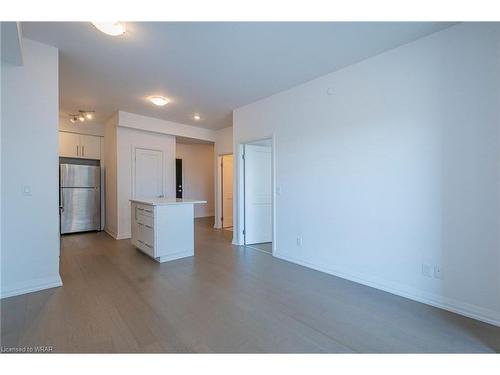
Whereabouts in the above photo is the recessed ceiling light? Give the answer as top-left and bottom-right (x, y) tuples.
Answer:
(193, 114), (201, 121)
(149, 96), (169, 106)
(85, 112), (93, 120)
(78, 115), (85, 122)
(92, 22), (126, 36)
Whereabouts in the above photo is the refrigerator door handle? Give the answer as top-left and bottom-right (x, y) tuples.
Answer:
(60, 189), (64, 212)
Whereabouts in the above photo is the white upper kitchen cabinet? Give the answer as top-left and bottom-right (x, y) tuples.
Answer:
(59, 131), (101, 159)
(79, 134), (101, 159)
(59, 132), (81, 158)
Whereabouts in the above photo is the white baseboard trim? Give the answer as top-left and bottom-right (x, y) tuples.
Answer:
(104, 227), (130, 240)
(274, 252), (500, 328)
(1, 275), (63, 299)
(194, 214), (215, 219)
(104, 227), (118, 238)
(157, 250), (194, 263)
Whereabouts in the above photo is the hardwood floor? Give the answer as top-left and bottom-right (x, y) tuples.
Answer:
(1, 217), (499, 353)
(246, 242), (272, 254)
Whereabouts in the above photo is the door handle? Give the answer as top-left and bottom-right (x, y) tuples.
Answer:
(60, 189), (64, 212)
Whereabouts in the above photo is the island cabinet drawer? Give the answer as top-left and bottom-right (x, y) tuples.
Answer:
(131, 203), (155, 257)
(135, 204), (154, 218)
(141, 224), (154, 248)
(135, 224), (154, 257)
(136, 213), (153, 228)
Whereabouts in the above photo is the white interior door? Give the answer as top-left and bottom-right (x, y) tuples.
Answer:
(244, 144), (272, 245)
(134, 148), (164, 199)
(222, 154), (233, 228)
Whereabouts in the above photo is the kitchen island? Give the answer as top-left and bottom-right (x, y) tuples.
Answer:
(130, 198), (207, 263)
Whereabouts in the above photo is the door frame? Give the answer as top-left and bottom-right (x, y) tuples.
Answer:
(216, 153), (233, 229)
(235, 135), (276, 256)
(221, 153), (234, 229)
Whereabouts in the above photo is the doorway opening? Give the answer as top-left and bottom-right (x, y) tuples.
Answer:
(243, 138), (273, 254)
(176, 158), (183, 198)
(221, 154), (234, 231)
(175, 137), (215, 221)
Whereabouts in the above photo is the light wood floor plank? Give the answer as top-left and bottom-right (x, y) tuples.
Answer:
(1, 217), (499, 353)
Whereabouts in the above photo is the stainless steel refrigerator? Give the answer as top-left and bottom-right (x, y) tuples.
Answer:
(60, 163), (101, 234)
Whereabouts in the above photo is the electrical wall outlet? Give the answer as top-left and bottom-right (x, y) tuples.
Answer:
(434, 266), (444, 280)
(296, 236), (303, 246)
(421, 264), (432, 278)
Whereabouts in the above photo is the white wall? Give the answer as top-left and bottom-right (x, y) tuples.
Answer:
(214, 126), (233, 228)
(118, 111), (216, 142)
(176, 143), (215, 218)
(104, 113), (118, 237)
(1, 38), (61, 298)
(233, 23), (500, 326)
(117, 127), (176, 238)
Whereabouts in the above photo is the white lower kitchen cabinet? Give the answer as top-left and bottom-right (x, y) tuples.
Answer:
(130, 198), (206, 263)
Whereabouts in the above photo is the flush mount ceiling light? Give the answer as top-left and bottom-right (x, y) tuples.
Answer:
(92, 22), (126, 36)
(149, 96), (169, 106)
(192, 114), (201, 121)
(69, 110), (95, 124)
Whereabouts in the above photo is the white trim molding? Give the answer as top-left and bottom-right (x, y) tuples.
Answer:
(104, 227), (130, 240)
(1, 275), (63, 299)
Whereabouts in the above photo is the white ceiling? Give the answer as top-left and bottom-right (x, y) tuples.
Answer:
(22, 22), (455, 130)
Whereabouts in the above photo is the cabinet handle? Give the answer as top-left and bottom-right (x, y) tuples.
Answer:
(145, 224), (152, 229)
(76, 145), (79, 156)
(145, 243), (152, 249)
(82, 145), (85, 157)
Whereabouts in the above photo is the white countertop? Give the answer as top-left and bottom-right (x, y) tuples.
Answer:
(130, 198), (207, 206)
